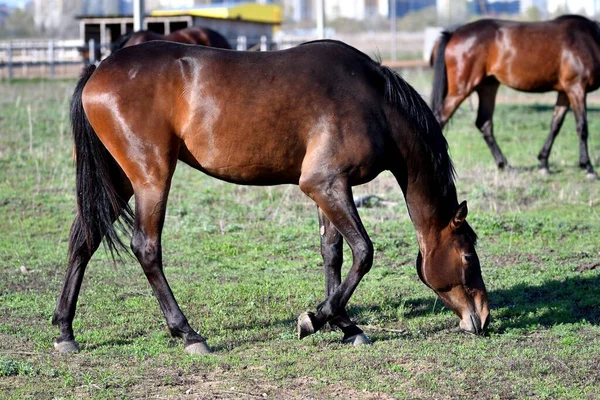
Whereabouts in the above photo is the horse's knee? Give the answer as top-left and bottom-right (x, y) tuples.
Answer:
(131, 230), (160, 268)
(475, 118), (491, 132)
(321, 239), (343, 266)
(353, 240), (374, 275)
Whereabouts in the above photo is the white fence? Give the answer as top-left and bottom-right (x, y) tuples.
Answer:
(0, 39), (88, 79)
(0, 33), (428, 79)
(0, 36), (281, 79)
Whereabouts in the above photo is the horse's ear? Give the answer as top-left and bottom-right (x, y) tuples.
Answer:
(451, 201), (468, 230)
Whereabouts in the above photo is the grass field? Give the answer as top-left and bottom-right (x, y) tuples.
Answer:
(1, 72), (599, 399)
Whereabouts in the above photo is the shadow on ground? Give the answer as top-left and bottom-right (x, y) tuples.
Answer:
(348, 273), (600, 338)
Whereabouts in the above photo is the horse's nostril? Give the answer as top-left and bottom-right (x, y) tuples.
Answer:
(482, 313), (490, 331)
(470, 314), (479, 334)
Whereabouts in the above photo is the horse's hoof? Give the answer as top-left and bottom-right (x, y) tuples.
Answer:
(54, 340), (80, 355)
(342, 333), (372, 346)
(184, 341), (211, 355)
(586, 172), (598, 180)
(297, 312), (316, 339)
(538, 167), (550, 176)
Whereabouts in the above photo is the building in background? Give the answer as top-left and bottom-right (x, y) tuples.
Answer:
(520, 0), (547, 14)
(393, 0), (436, 18)
(285, 0), (313, 21)
(0, 4), (10, 26)
(548, 0), (599, 14)
(285, 0), (389, 21)
(467, 0), (599, 15)
(33, 0), (81, 36)
(81, 0), (161, 15)
(325, 0), (388, 19)
(467, 0), (520, 15)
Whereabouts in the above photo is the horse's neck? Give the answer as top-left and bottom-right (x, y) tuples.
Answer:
(394, 144), (457, 241)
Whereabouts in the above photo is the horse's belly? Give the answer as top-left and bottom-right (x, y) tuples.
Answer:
(178, 136), (304, 185)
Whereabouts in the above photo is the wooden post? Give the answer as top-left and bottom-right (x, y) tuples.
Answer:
(100, 22), (106, 59)
(48, 40), (55, 78)
(260, 35), (267, 51)
(237, 36), (247, 51)
(7, 41), (13, 81)
(88, 38), (95, 64)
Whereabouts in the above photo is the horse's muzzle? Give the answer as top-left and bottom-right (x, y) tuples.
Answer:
(460, 311), (490, 335)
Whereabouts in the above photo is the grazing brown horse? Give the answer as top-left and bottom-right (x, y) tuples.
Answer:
(53, 40), (489, 355)
(430, 15), (599, 178)
(112, 26), (232, 51)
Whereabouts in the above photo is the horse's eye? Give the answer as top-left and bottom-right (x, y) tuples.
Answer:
(462, 254), (476, 264)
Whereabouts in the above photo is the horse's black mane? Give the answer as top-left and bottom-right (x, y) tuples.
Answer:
(555, 14), (600, 43)
(380, 67), (455, 192)
(554, 14), (591, 22)
(300, 39), (376, 64)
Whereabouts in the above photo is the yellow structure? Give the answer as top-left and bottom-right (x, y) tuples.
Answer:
(151, 4), (283, 25)
(79, 3), (283, 57)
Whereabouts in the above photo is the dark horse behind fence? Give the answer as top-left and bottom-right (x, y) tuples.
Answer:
(430, 15), (600, 179)
(53, 40), (489, 355)
(111, 26), (232, 52)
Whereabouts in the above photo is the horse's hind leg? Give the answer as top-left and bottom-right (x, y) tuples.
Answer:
(566, 88), (596, 178)
(475, 78), (508, 169)
(318, 208), (343, 298)
(130, 176), (210, 354)
(53, 216), (106, 353)
(538, 92), (569, 174)
(52, 179), (133, 354)
(298, 175), (373, 345)
(317, 208), (368, 343)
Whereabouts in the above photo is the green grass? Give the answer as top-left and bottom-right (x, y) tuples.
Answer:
(0, 75), (599, 399)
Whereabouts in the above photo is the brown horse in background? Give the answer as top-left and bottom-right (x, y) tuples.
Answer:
(431, 15), (600, 178)
(112, 26), (232, 51)
(53, 40), (489, 355)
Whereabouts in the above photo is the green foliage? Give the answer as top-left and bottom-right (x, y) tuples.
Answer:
(0, 357), (34, 377)
(0, 8), (37, 38)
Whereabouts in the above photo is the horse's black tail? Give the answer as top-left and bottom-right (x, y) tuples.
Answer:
(70, 64), (133, 260)
(430, 31), (453, 121)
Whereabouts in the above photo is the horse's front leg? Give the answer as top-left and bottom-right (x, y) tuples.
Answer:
(317, 208), (370, 344)
(297, 175), (373, 345)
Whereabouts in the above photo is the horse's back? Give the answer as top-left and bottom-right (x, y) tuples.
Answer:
(447, 16), (600, 92)
(83, 41), (389, 186)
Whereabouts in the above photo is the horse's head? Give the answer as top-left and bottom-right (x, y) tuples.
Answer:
(416, 201), (489, 334)
(77, 46), (90, 62)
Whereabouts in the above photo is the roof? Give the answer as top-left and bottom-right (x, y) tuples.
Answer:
(151, 3), (282, 25)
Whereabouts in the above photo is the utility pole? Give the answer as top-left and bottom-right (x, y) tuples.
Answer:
(134, 0), (145, 31)
(316, 0), (325, 39)
(391, 0), (396, 61)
